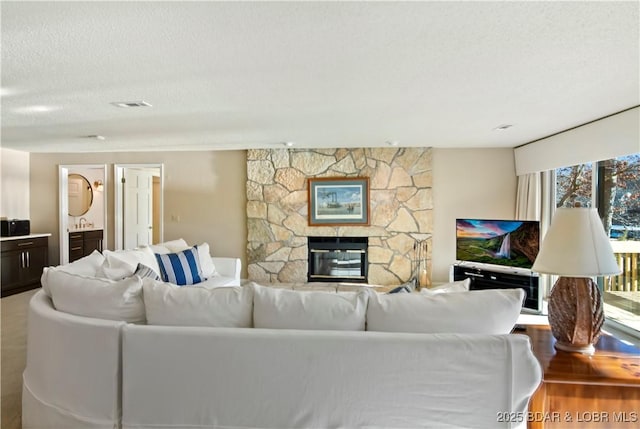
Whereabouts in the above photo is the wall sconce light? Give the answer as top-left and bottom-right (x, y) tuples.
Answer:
(94, 180), (104, 191)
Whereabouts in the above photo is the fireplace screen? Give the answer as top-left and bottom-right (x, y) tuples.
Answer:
(307, 237), (368, 283)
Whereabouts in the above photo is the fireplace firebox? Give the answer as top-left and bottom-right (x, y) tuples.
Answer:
(307, 237), (368, 283)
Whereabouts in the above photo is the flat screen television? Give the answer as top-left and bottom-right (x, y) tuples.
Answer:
(456, 219), (540, 269)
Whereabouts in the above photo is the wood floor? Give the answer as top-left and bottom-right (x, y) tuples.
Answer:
(1, 288), (38, 429)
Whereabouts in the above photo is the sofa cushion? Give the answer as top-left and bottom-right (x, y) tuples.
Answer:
(251, 282), (369, 331)
(41, 250), (106, 296)
(45, 270), (145, 323)
(149, 238), (189, 254)
(194, 243), (216, 278)
(420, 278), (470, 294)
(155, 247), (203, 286)
(142, 280), (253, 327)
(197, 275), (239, 288)
(96, 251), (137, 280)
(366, 288), (524, 334)
(97, 247), (160, 280)
(150, 239), (216, 279)
(134, 263), (162, 281)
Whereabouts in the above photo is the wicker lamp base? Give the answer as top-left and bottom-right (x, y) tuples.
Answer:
(548, 276), (604, 355)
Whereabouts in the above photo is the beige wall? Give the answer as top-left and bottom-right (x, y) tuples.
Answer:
(432, 148), (517, 282)
(0, 148), (30, 219)
(29, 151), (247, 274)
(4, 147), (516, 283)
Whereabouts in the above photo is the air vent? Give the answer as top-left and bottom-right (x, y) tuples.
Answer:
(110, 101), (152, 108)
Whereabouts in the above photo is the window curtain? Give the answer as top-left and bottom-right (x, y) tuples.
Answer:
(515, 172), (541, 221)
(517, 171), (553, 312)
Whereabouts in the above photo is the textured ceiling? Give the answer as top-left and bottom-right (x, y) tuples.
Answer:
(1, 1), (638, 153)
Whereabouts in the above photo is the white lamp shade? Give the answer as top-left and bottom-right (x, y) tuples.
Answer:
(532, 208), (621, 277)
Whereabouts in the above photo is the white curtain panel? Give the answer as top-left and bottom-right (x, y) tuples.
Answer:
(515, 172), (541, 221)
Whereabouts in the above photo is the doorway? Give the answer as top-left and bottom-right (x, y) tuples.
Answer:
(114, 164), (164, 250)
(58, 164), (108, 264)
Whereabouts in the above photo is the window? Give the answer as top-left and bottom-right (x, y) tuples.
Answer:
(554, 154), (640, 334)
(555, 162), (593, 208)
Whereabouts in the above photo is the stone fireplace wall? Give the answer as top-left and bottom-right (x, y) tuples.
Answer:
(246, 147), (432, 285)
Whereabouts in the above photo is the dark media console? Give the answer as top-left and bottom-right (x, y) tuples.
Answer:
(451, 264), (541, 313)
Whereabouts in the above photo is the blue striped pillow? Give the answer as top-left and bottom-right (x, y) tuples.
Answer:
(134, 263), (161, 281)
(155, 247), (203, 286)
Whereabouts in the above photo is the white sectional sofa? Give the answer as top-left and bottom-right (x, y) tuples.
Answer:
(23, 243), (542, 429)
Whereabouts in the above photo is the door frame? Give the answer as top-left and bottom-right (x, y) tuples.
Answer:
(114, 164), (164, 250)
(58, 164), (108, 264)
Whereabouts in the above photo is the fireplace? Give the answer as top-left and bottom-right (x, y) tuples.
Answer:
(307, 237), (368, 283)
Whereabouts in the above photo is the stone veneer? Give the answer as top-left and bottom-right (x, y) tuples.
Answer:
(246, 148), (432, 286)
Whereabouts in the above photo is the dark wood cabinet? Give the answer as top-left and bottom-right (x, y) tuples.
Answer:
(69, 229), (103, 262)
(1, 235), (49, 297)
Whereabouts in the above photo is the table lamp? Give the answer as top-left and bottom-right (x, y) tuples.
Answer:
(531, 207), (621, 354)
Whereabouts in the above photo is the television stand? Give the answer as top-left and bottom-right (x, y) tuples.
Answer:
(451, 264), (541, 312)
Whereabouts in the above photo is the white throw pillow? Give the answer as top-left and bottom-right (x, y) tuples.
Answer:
(251, 282), (369, 331)
(194, 242), (216, 278)
(162, 238), (190, 253)
(367, 288), (524, 335)
(148, 244), (170, 254)
(148, 239), (189, 255)
(46, 269), (145, 323)
(420, 278), (470, 294)
(60, 249), (105, 275)
(41, 250), (105, 296)
(97, 247), (160, 280)
(142, 279), (253, 327)
(96, 251), (137, 279)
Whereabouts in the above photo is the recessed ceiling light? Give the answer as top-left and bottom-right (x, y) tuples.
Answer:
(386, 140), (399, 146)
(86, 135), (106, 141)
(13, 105), (62, 114)
(284, 141), (295, 147)
(110, 100), (152, 108)
(0, 87), (21, 97)
(493, 124), (514, 131)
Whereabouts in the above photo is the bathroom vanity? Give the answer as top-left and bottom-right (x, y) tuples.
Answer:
(69, 229), (103, 262)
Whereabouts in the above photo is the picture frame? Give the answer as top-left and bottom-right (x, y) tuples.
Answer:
(308, 177), (370, 226)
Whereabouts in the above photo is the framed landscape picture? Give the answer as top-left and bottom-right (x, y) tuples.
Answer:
(308, 177), (370, 226)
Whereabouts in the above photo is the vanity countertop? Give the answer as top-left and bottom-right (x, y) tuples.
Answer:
(0, 233), (52, 242)
(68, 227), (103, 233)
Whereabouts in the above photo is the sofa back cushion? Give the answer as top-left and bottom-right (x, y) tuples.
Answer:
(44, 269), (145, 323)
(420, 278), (470, 294)
(41, 250), (105, 296)
(251, 283), (369, 331)
(142, 280), (253, 327)
(366, 288), (524, 334)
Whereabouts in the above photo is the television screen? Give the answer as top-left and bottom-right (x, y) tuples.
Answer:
(456, 219), (540, 269)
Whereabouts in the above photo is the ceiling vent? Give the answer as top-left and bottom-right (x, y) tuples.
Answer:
(110, 101), (152, 108)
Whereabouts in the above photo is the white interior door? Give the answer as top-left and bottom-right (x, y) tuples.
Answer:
(124, 169), (154, 249)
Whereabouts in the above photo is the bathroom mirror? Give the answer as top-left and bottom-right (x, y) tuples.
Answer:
(68, 173), (93, 216)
